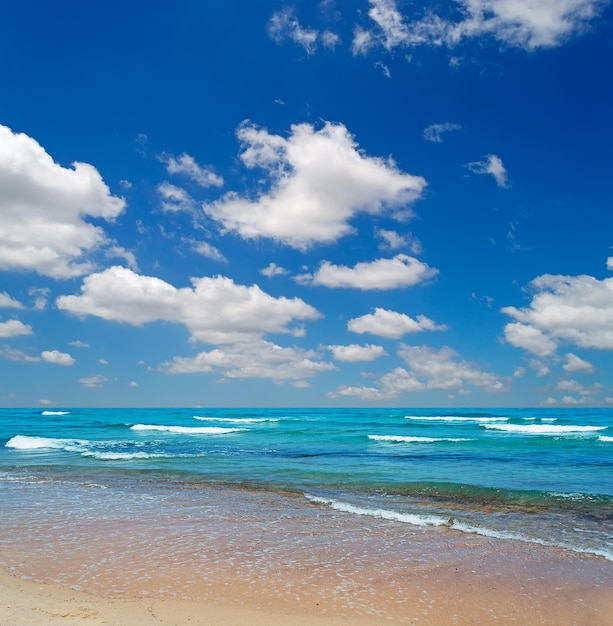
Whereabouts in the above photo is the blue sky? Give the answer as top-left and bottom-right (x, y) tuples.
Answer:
(1, 0), (612, 408)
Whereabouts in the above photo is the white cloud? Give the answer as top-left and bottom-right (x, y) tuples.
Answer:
(396, 344), (508, 392)
(502, 273), (613, 353)
(268, 9), (340, 54)
(328, 384), (389, 401)
(563, 352), (595, 373)
(358, 0), (605, 53)
(503, 322), (558, 357)
(376, 228), (422, 254)
(157, 182), (197, 213)
(0, 123), (126, 278)
(160, 339), (335, 383)
(0, 319), (33, 338)
(260, 262), (289, 278)
(80, 374), (108, 388)
(0, 346), (39, 362)
(300, 254), (438, 289)
(466, 154), (508, 187)
(348, 307), (446, 339)
(41, 350), (75, 366)
(423, 122), (462, 143)
(351, 26), (375, 54)
(0, 292), (23, 309)
(129, 381), (138, 387)
(331, 345), (507, 400)
(161, 153), (223, 188)
(328, 344), (387, 362)
(29, 287), (50, 311)
(69, 340), (90, 348)
(192, 241), (227, 263)
(204, 121), (426, 249)
(607, 257), (613, 270)
(56, 266), (321, 344)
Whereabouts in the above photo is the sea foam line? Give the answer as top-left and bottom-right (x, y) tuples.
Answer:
(405, 415), (507, 423)
(368, 435), (471, 443)
(193, 416), (279, 423)
(41, 410), (70, 415)
(304, 494), (448, 527)
(481, 424), (605, 435)
(305, 494), (613, 562)
(131, 424), (244, 434)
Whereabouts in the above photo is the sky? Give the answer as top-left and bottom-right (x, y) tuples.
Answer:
(0, 0), (612, 408)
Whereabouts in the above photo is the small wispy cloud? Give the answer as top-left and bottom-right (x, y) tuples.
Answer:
(466, 154), (508, 187)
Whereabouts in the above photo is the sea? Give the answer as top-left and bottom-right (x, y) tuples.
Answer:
(1, 406), (612, 564)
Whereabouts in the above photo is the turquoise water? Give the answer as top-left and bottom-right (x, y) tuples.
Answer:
(1, 407), (612, 560)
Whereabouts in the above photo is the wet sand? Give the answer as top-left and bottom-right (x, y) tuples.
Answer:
(1, 480), (612, 624)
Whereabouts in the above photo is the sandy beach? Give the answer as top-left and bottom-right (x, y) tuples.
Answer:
(2, 546), (612, 626)
(2, 489), (612, 626)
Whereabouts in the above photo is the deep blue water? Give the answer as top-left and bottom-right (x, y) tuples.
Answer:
(1, 407), (611, 560)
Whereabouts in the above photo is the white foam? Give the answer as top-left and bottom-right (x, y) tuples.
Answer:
(404, 415), (507, 423)
(368, 435), (471, 443)
(131, 424), (244, 434)
(41, 410), (70, 415)
(193, 416), (279, 424)
(83, 451), (168, 461)
(5, 435), (86, 450)
(304, 494), (448, 527)
(450, 521), (613, 561)
(482, 423), (605, 434)
(598, 435), (613, 443)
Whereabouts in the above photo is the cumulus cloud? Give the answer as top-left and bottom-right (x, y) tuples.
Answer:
(396, 344), (508, 392)
(69, 340), (90, 348)
(356, 0), (605, 53)
(503, 322), (558, 357)
(0, 123), (126, 278)
(423, 122), (462, 143)
(0, 346), (39, 362)
(0, 292), (24, 309)
(157, 182), (197, 213)
(299, 255), (438, 289)
(268, 9), (340, 53)
(160, 339), (335, 383)
(80, 374), (108, 388)
(330, 344), (508, 399)
(56, 266), (321, 345)
(0, 319), (33, 338)
(192, 241), (227, 263)
(348, 307), (446, 339)
(204, 121), (426, 250)
(502, 273), (613, 354)
(260, 262), (289, 278)
(563, 352), (595, 373)
(41, 350), (75, 366)
(466, 154), (508, 187)
(328, 344), (387, 362)
(161, 152), (223, 188)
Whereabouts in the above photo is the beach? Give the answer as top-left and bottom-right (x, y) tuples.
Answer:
(1, 479), (612, 625)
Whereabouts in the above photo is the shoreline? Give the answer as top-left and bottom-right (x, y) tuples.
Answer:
(2, 481), (612, 625)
